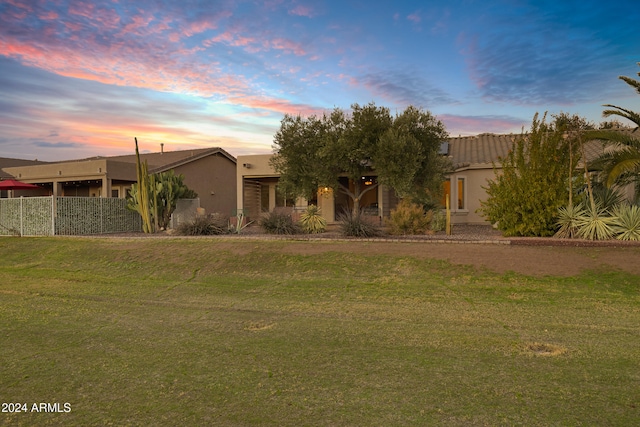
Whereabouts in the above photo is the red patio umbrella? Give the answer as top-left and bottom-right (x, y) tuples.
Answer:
(0, 179), (41, 190)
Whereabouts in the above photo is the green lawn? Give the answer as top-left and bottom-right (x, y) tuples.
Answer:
(1, 237), (638, 426)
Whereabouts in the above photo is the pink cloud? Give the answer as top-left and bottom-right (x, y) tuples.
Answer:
(289, 5), (315, 18)
(182, 10), (232, 37)
(205, 31), (257, 49)
(439, 114), (527, 136)
(0, 2), (321, 128)
(270, 38), (306, 56)
(227, 95), (320, 117)
(68, 1), (96, 19)
(0, 34), (250, 100)
(38, 10), (59, 20)
(407, 12), (421, 23)
(206, 30), (306, 56)
(4, 0), (32, 13)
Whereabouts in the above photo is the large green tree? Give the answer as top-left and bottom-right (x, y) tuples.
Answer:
(588, 63), (640, 198)
(271, 103), (449, 215)
(479, 113), (583, 237)
(375, 106), (451, 206)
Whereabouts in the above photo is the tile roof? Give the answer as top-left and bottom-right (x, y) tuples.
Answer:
(448, 133), (515, 169)
(447, 129), (637, 171)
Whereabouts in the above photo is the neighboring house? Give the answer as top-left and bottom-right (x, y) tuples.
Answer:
(237, 131), (630, 225)
(0, 157), (50, 198)
(1, 147), (237, 216)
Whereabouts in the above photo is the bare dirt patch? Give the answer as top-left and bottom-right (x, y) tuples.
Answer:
(96, 224), (640, 278)
(272, 241), (640, 277)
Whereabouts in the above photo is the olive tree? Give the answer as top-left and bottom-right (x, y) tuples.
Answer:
(271, 103), (449, 216)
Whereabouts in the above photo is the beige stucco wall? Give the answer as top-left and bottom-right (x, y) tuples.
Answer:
(172, 153), (237, 216)
(445, 166), (495, 224)
(236, 154), (279, 213)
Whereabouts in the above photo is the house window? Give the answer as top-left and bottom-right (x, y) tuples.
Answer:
(275, 184), (295, 207)
(441, 179), (451, 208)
(457, 177), (466, 210)
(441, 177), (466, 210)
(112, 189), (119, 198)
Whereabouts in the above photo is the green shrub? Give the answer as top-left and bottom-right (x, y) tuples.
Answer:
(388, 200), (432, 235)
(175, 215), (228, 236)
(260, 211), (300, 235)
(612, 204), (640, 241)
(338, 211), (382, 238)
(430, 209), (446, 232)
(299, 205), (327, 234)
(479, 113), (581, 237)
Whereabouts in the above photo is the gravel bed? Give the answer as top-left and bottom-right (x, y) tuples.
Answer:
(76, 223), (640, 247)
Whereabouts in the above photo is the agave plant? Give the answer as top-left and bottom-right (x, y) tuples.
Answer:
(554, 203), (586, 239)
(299, 204), (327, 234)
(576, 203), (617, 240)
(229, 211), (253, 234)
(612, 203), (640, 241)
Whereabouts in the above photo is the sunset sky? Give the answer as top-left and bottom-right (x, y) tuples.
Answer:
(1, 0), (639, 161)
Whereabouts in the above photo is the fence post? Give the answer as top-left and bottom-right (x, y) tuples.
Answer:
(51, 196), (56, 236)
(100, 197), (103, 234)
(20, 197), (23, 236)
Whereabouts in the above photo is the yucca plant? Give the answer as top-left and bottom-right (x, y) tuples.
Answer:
(554, 203), (586, 239)
(611, 203), (640, 241)
(299, 204), (326, 234)
(576, 203), (617, 240)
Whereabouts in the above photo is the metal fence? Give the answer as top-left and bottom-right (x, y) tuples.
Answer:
(0, 196), (142, 236)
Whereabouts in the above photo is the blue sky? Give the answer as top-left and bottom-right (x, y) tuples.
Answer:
(1, 0), (639, 161)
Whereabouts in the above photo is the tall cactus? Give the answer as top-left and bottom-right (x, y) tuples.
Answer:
(127, 140), (197, 232)
(133, 137), (154, 233)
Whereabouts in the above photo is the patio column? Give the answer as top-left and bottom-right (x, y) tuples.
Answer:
(101, 177), (111, 198)
(268, 184), (276, 211)
(53, 181), (62, 197)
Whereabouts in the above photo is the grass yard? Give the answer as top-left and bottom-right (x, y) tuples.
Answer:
(0, 237), (639, 426)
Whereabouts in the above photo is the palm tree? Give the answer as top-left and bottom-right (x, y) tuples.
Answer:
(589, 63), (640, 199)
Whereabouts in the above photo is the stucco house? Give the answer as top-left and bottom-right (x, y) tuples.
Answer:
(236, 135), (515, 225)
(0, 157), (49, 198)
(235, 134), (523, 224)
(237, 131), (631, 225)
(1, 147), (237, 216)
